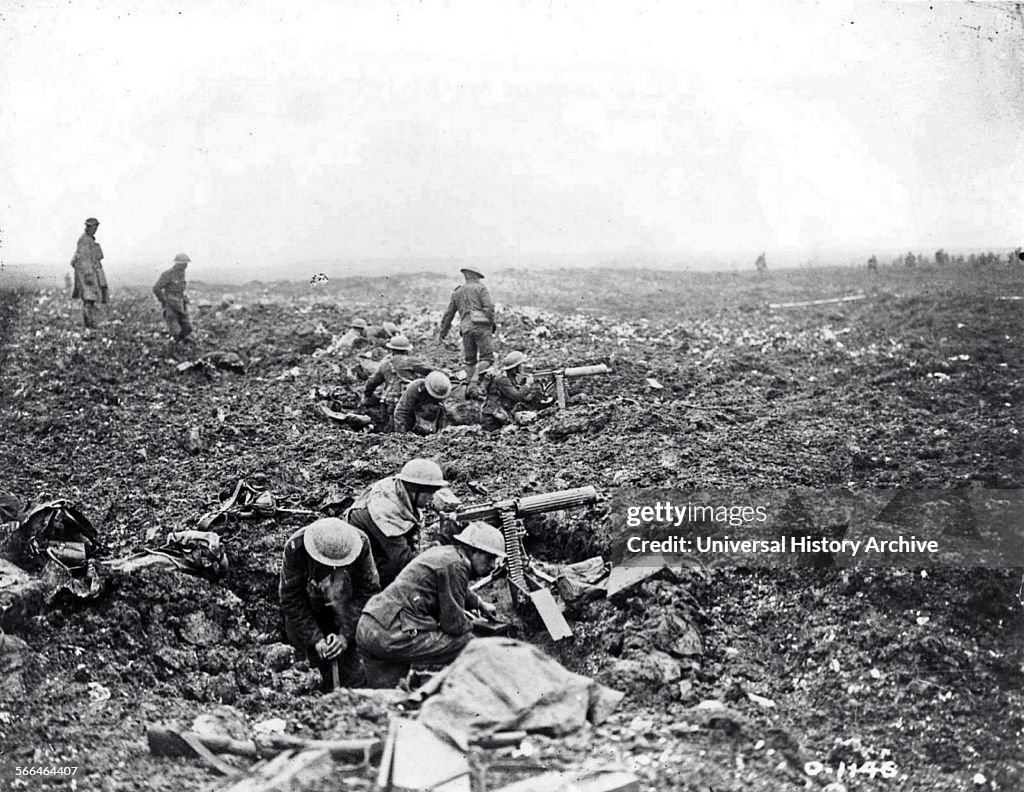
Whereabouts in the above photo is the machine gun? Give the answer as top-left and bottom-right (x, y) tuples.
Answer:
(532, 364), (610, 408)
(446, 486), (600, 639)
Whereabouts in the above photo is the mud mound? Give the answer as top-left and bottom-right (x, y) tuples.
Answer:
(32, 567), (270, 704)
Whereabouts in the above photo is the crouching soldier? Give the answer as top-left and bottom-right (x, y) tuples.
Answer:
(356, 521), (504, 688)
(346, 458), (448, 588)
(393, 370), (451, 435)
(480, 350), (542, 432)
(279, 518), (381, 691)
(153, 253), (193, 341)
(360, 335), (434, 431)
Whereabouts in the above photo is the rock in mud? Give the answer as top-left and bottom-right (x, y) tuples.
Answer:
(263, 642), (295, 671)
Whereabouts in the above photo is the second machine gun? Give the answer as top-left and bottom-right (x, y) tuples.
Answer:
(532, 364), (610, 408)
(444, 486), (600, 639)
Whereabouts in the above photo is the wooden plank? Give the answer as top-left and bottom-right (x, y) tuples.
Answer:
(375, 719), (399, 791)
(492, 769), (640, 792)
(527, 588), (573, 640)
(388, 718), (470, 792)
(215, 749), (331, 792)
(768, 293), (866, 309)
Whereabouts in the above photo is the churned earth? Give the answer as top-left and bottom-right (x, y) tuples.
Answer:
(0, 264), (1022, 791)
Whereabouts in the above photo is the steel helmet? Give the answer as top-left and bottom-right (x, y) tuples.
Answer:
(397, 458), (448, 488)
(173, 253), (191, 264)
(85, 217), (99, 226)
(382, 321), (399, 336)
(386, 334), (412, 352)
(424, 371), (452, 399)
(460, 267), (484, 279)
(501, 351), (528, 371)
(302, 518), (363, 567)
(350, 317), (368, 330)
(453, 521), (506, 558)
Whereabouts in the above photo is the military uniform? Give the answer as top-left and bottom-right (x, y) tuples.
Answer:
(279, 525), (381, 688)
(355, 545), (482, 688)
(363, 355), (434, 431)
(393, 378), (449, 435)
(439, 279), (495, 387)
(153, 266), (192, 340)
(345, 475), (424, 587)
(481, 371), (540, 432)
(70, 231), (107, 328)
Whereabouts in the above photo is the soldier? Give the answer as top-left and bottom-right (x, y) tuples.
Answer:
(337, 317), (369, 350)
(754, 252), (767, 276)
(393, 370), (452, 435)
(279, 518), (381, 690)
(480, 350), (542, 432)
(153, 254), (193, 341)
(70, 217), (108, 328)
(360, 335), (434, 431)
(867, 255), (879, 272)
(356, 521), (504, 688)
(437, 267), (495, 394)
(345, 458), (449, 587)
(364, 320), (400, 346)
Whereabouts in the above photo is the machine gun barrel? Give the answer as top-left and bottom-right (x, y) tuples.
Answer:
(533, 364), (610, 408)
(535, 364), (610, 379)
(452, 486), (599, 526)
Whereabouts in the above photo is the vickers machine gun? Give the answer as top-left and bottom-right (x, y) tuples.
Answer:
(445, 486), (600, 639)
(533, 364), (610, 409)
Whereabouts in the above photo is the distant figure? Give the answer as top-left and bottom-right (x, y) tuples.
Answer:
(361, 320), (401, 348)
(70, 217), (107, 328)
(755, 252), (767, 275)
(337, 317), (369, 350)
(867, 255), (878, 272)
(438, 267), (495, 395)
(361, 335), (434, 431)
(153, 254), (193, 342)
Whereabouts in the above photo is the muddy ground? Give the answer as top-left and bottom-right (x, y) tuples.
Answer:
(1, 264), (1022, 791)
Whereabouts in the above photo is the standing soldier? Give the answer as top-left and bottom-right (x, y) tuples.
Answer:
(393, 371), (452, 435)
(70, 217), (108, 328)
(437, 267), (495, 395)
(360, 335), (434, 431)
(153, 254), (193, 342)
(755, 252), (767, 276)
(279, 518), (381, 690)
(867, 255), (878, 272)
(480, 350), (542, 432)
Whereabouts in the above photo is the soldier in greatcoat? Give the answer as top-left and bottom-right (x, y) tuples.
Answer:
(70, 217), (108, 328)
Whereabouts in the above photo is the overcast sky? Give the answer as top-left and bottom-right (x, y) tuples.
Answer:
(1, 0), (1021, 279)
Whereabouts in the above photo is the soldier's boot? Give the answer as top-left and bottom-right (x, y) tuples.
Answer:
(465, 363), (480, 398)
